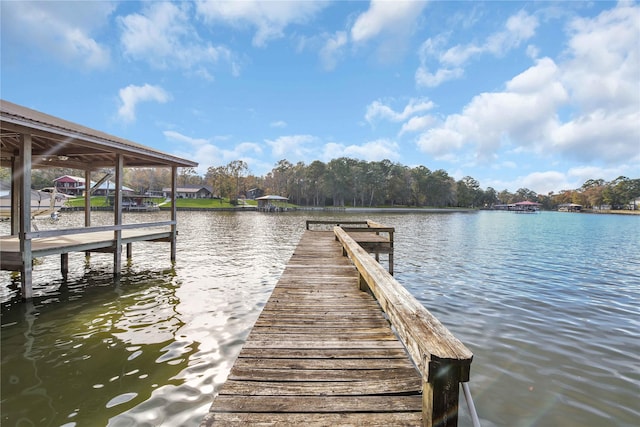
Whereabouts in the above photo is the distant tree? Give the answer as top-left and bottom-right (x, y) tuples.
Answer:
(514, 188), (538, 202)
(267, 159), (294, 196)
(125, 167), (170, 193)
(179, 167), (200, 186)
(305, 160), (326, 206)
(480, 186), (499, 207)
(385, 163), (410, 206)
(428, 169), (456, 207)
(456, 176), (481, 207)
(410, 165), (431, 206)
(326, 158), (352, 206)
(497, 189), (514, 204)
(580, 179), (606, 208)
(227, 160), (248, 201)
(193, 156), (638, 211)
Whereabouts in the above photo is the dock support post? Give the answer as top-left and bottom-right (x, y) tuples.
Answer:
(61, 253), (69, 279)
(18, 134), (33, 300)
(126, 243), (132, 259)
(422, 358), (465, 427)
(388, 229), (394, 275)
(170, 166), (178, 262)
(113, 155), (123, 278)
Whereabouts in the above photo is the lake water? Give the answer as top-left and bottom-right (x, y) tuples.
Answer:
(1, 210), (638, 426)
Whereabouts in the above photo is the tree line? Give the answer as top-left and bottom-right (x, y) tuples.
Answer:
(6, 158), (639, 210)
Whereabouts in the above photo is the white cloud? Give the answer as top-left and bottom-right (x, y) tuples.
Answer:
(365, 98), (434, 124)
(266, 135), (316, 158)
(351, 0), (427, 43)
(415, 2), (640, 176)
(417, 57), (568, 160)
(319, 31), (348, 71)
(415, 66), (464, 88)
(561, 2), (640, 113)
(490, 162), (638, 195)
(416, 10), (539, 87)
(444, 10), (538, 65)
(350, 0), (427, 63)
(550, 109), (640, 163)
(550, 2), (640, 164)
(485, 170), (571, 195)
(1, 1), (112, 68)
(520, 171), (572, 195)
(118, 84), (171, 123)
(270, 120), (288, 128)
(567, 164), (638, 186)
(485, 10), (539, 56)
(119, 2), (235, 73)
(165, 130), (263, 175)
(163, 130), (208, 146)
(195, 0), (327, 47)
(322, 139), (400, 162)
(399, 115), (436, 136)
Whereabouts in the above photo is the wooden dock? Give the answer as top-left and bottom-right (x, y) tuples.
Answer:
(203, 223), (473, 426)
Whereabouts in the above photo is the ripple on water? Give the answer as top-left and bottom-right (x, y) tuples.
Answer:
(1, 211), (638, 426)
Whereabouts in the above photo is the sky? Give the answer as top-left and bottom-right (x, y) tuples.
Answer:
(1, 0), (638, 194)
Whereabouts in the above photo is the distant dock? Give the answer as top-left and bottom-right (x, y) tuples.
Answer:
(202, 221), (475, 427)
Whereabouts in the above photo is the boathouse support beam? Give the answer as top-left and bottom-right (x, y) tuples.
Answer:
(10, 156), (19, 235)
(334, 226), (472, 427)
(84, 169), (91, 226)
(113, 154), (123, 278)
(19, 133), (33, 300)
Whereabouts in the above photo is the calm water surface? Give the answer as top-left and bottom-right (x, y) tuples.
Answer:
(1, 210), (638, 426)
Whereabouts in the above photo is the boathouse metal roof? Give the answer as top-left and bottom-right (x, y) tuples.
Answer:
(0, 99), (197, 169)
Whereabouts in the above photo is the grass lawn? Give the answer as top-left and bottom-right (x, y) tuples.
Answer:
(64, 196), (261, 209)
(171, 198), (235, 208)
(65, 196), (111, 207)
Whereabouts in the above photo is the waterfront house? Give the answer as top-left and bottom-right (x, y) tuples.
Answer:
(54, 175), (134, 196)
(162, 185), (213, 199)
(246, 188), (264, 199)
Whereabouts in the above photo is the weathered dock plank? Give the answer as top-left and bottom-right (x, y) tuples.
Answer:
(203, 229), (423, 426)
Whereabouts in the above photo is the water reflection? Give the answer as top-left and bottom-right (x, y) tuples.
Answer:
(1, 268), (195, 427)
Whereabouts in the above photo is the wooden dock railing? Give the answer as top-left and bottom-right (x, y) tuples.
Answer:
(307, 220), (395, 274)
(334, 225), (473, 427)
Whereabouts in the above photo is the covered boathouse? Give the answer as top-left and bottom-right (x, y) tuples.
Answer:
(0, 100), (197, 300)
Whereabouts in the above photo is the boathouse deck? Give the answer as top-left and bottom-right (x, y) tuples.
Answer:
(203, 223), (473, 427)
(0, 222), (174, 272)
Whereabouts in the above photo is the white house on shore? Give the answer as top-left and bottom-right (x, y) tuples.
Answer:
(162, 185), (213, 199)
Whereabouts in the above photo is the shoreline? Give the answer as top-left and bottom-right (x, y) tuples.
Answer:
(59, 206), (639, 215)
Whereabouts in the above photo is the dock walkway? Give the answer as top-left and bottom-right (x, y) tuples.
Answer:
(203, 229), (423, 425)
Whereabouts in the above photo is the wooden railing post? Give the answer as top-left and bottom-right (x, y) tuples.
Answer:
(422, 358), (466, 427)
